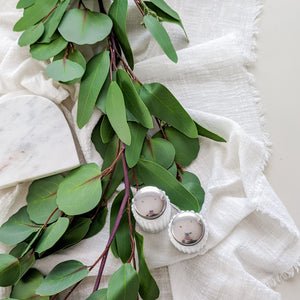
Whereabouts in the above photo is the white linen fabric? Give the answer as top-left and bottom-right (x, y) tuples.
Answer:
(0, 0), (299, 299)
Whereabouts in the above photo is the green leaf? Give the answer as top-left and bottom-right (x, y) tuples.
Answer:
(16, 0), (35, 9)
(117, 69), (153, 129)
(144, 1), (188, 41)
(10, 243), (35, 279)
(135, 233), (159, 300)
(52, 217), (91, 251)
(21, 227), (43, 257)
(141, 137), (175, 169)
(167, 161), (177, 177)
(164, 127), (199, 167)
(150, 0), (180, 20)
(39, 0), (70, 43)
(108, 0), (134, 69)
(30, 36), (68, 61)
(181, 171), (205, 209)
(110, 191), (132, 263)
(143, 15), (177, 63)
(56, 163), (102, 215)
(36, 260), (89, 296)
(53, 48), (87, 85)
(101, 136), (124, 200)
(84, 207), (108, 239)
(14, 0), (58, 32)
(0, 254), (20, 287)
(136, 159), (200, 211)
(0, 207), (41, 246)
(92, 118), (108, 158)
(125, 122), (147, 168)
(18, 23), (44, 47)
(77, 51), (110, 128)
(139, 83), (198, 138)
(86, 289), (108, 300)
(35, 217), (69, 254)
(46, 59), (85, 82)
(27, 174), (63, 224)
(95, 74), (111, 113)
(58, 9), (112, 45)
(100, 115), (115, 144)
(107, 264), (139, 300)
(106, 82), (131, 145)
(11, 268), (48, 300)
(195, 122), (226, 142)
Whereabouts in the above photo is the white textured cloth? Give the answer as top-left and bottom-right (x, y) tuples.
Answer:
(1, 0), (300, 299)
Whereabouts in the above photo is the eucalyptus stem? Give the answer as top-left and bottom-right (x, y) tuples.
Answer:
(92, 143), (131, 292)
(134, 0), (145, 16)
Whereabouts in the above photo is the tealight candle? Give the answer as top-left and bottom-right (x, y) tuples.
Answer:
(169, 211), (207, 253)
(132, 186), (171, 233)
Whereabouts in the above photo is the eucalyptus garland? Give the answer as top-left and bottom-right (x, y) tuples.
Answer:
(0, 0), (226, 299)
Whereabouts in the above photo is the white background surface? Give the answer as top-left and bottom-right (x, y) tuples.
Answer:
(254, 0), (300, 298)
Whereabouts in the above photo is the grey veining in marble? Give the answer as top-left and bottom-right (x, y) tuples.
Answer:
(0, 94), (80, 189)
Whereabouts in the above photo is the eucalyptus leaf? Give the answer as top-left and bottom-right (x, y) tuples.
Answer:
(0, 207), (41, 246)
(36, 260), (89, 296)
(144, 1), (188, 41)
(56, 163), (102, 215)
(107, 264), (139, 300)
(16, 0), (35, 9)
(21, 227), (43, 257)
(106, 81), (131, 145)
(11, 268), (48, 300)
(53, 48), (86, 85)
(125, 122), (147, 168)
(117, 69), (153, 129)
(46, 59), (84, 82)
(77, 51), (110, 128)
(52, 217), (91, 251)
(14, 0), (58, 32)
(92, 118), (108, 158)
(27, 174), (63, 224)
(167, 161), (177, 177)
(141, 137), (175, 169)
(143, 15), (177, 63)
(195, 122), (226, 142)
(164, 127), (199, 167)
(110, 190), (132, 262)
(18, 23), (44, 47)
(95, 75), (110, 113)
(39, 0), (70, 43)
(54, 49), (86, 69)
(35, 217), (69, 254)
(100, 115), (115, 144)
(139, 83), (198, 138)
(101, 136), (124, 200)
(30, 36), (68, 61)
(10, 243), (35, 279)
(136, 159), (200, 211)
(84, 207), (108, 239)
(109, 0), (134, 68)
(181, 171), (205, 209)
(150, 0), (180, 20)
(86, 289), (108, 300)
(0, 254), (20, 287)
(135, 233), (159, 300)
(58, 9), (112, 45)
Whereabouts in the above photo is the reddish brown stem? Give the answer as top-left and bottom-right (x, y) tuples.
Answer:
(41, 5), (58, 23)
(43, 207), (59, 230)
(134, 0), (145, 16)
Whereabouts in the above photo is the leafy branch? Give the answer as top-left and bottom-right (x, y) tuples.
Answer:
(0, 0), (226, 299)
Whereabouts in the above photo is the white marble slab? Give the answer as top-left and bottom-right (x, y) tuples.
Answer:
(0, 94), (80, 189)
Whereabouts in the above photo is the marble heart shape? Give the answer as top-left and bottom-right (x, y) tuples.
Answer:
(0, 94), (80, 189)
